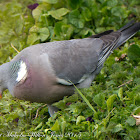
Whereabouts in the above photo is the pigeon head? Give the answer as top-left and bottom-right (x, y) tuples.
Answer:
(0, 62), (10, 97)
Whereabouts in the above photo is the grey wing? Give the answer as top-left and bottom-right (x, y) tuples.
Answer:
(41, 31), (121, 86)
(42, 38), (104, 85)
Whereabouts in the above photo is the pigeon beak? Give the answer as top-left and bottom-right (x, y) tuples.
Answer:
(0, 93), (2, 99)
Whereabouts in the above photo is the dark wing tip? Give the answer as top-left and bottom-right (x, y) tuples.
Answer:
(89, 30), (114, 38)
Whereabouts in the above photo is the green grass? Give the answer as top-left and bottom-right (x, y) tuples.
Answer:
(0, 0), (140, 139)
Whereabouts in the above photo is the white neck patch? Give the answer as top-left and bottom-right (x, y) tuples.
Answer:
(16, 61), (28, 83)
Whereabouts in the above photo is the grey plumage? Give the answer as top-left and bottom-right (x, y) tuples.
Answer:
(0, 21), (140, 116)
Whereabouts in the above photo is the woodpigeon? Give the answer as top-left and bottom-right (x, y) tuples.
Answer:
(0, 21), (140, 116)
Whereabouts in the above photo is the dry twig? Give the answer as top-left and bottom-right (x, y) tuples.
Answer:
(118, 79), (133, 88)
(34, 104), (47, 119)
(11, 43), (20, 53)
(132, 114), (140, 125)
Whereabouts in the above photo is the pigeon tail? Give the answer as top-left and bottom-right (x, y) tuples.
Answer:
(116, 21), (140, 49)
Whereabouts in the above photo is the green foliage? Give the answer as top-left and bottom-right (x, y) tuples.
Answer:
(107, 94), (117, 112)
(48, 8), (70, 20)
(126, 117), (136, 126)
(0, 0), (140, 139)
(128, 44), (140, 65)
(27, 26), (50, 45)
